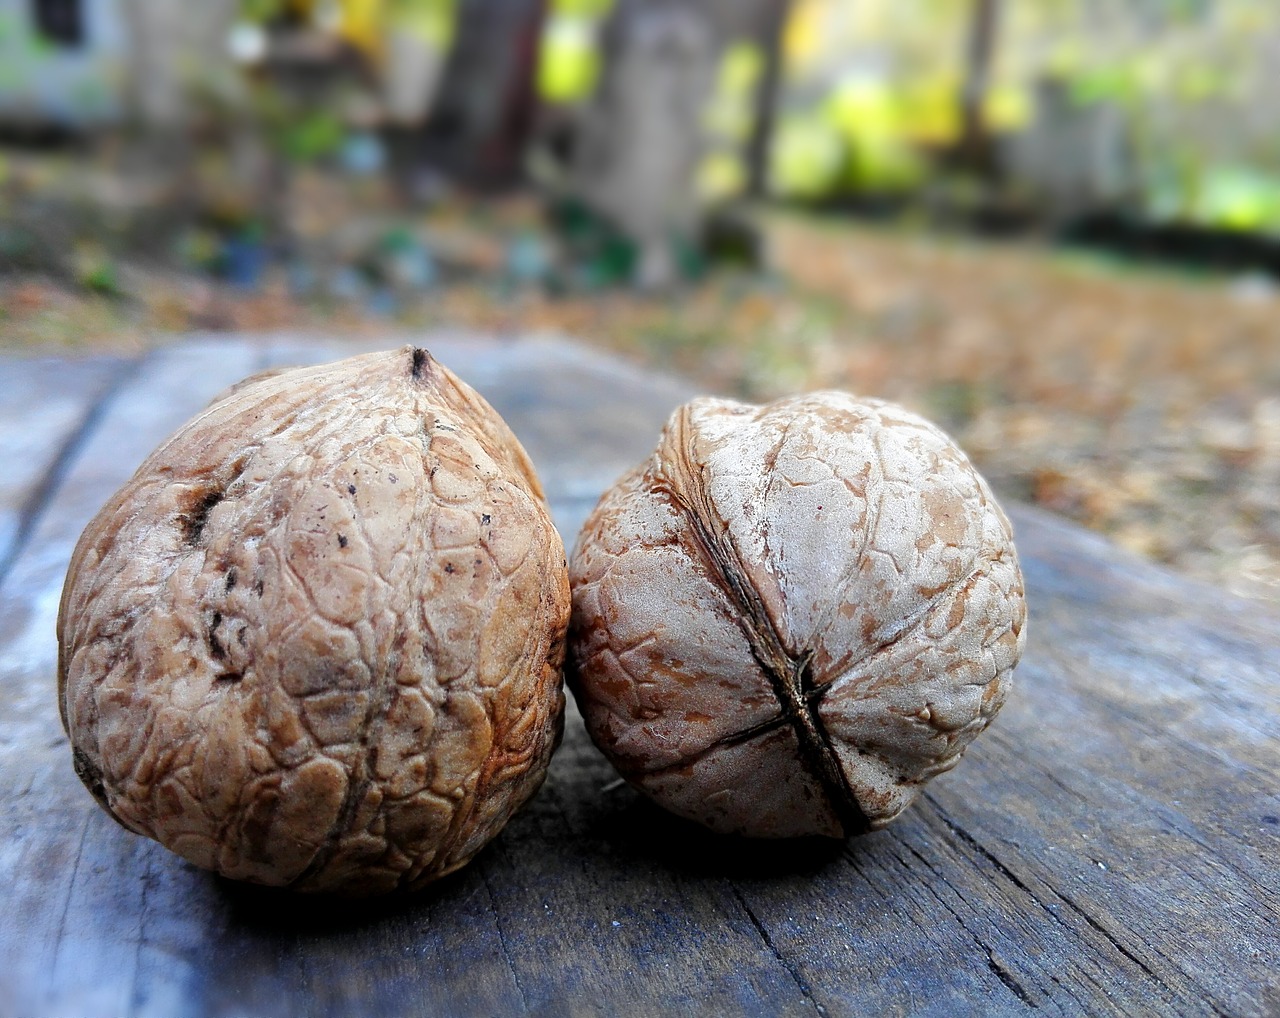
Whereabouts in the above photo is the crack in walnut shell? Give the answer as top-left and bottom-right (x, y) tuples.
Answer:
(567, 393), (1026, 838)
(57, 346), (570, 895)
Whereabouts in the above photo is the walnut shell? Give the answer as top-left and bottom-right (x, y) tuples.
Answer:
(57, 347), (570, 894)
(567, 393), (1026, 838)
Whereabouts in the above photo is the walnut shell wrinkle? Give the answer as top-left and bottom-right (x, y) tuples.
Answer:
(567, 393), (1026, 838)
(57, 346), (570, 894)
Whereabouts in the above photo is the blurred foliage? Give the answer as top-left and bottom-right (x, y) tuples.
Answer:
(237, 0), (458, 57)
(383, 0), (457, 48)
(773, 0), (1280, 234)
(537, 15), (602, 104)
(697, 42), (765, 202)
(770, 113), (844, 199)
(278, 109), (346, 161)
(823, 76), (927, 192)
(536, 0), (614, 104)
(73, 246), (123, 296)
(1187, 167), (1280, 232)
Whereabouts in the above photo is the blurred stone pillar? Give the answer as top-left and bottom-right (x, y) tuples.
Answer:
(119, 0), (238, 131)
(999, 78), (1134, 223)
(381, 29), (449, 128)
(571, 0), (717, 288)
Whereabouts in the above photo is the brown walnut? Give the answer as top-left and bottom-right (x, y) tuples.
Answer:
(567, 393), (1026, 838)
(57, 347), (570, 894)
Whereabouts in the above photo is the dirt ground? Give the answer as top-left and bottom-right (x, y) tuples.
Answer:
(3, 210), (1277, 603)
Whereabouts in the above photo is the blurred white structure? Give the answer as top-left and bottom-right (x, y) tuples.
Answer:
(0, 0), (129, 126)
(0, 0), (236, 130)
(571, 3), (717, 287)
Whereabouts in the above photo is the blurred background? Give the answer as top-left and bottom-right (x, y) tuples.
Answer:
(1, 0), (1278, 601)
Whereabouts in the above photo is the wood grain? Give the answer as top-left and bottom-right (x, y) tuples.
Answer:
(1, 336), (1276, 1018)
(0, 355), (131, 582)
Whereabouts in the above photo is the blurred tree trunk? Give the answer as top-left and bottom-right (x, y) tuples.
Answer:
(742, 0), (791, 197)
(420, 0), (548, 190)
(959, 0), (1000, 172)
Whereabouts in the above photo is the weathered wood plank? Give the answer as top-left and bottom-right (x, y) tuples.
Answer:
(709, 507), (1280, 1017)
(465, 730), (825, 1017)
(1, 337), (1277, 1018)
(0, 355), (133, 580)
(0, 341), (264, 1016)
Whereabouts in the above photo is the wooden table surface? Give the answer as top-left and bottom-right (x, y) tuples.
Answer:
(2, 335), (1277, 1018)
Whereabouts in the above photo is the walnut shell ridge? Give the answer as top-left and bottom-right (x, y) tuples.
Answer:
(567, 393), (1026, 838)
(57, 346), (570, 894)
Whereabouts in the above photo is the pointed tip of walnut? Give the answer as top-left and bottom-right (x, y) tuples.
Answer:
(567, 391), (1026, 839)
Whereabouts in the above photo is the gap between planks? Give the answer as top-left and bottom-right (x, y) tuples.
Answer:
(0, 354), (145, 592)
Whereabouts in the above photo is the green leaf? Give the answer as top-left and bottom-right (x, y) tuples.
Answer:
(279, 111), (345, 162)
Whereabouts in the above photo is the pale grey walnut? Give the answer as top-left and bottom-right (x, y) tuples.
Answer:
(567, 393), (1026, 838)
(58, 347), (570, 895)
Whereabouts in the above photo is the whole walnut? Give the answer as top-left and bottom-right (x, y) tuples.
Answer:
(58, 347), (570, 894)
(568, 393), (1025, 838)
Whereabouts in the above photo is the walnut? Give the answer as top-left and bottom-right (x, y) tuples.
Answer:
(567, 393), (1026, 838)
(57, 347), (570, 894)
